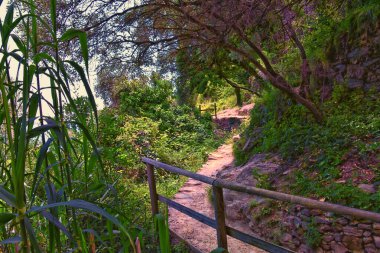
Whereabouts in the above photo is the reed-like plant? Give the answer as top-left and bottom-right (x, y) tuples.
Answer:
(0, 1), (135, 252)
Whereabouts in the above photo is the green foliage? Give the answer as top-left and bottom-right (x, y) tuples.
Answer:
(236, 85), (380, 210)
(252, 205), (273, 222)
(172, 241), (190, 253)
(251, 168), (272, 190)
(155, 213), (171, 253)
(305, 219), (322, 248)
(239, 86), (379, 160)
(292, 172), (380, 212)
(0, 1), (136, 252)
(99, 76), (219, 172)
(249, 200), (259, 209)
(206, 186), (214, 204)
(97, 75), (222, 237)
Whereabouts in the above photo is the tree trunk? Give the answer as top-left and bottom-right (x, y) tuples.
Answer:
(269, 75), (323, 123)
(235, 87), (243, 107)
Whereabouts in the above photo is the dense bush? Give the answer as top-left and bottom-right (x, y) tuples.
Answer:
(95, 77), (222, 236)
(99, 78), (220, 177)
(234, 85), (380, 210)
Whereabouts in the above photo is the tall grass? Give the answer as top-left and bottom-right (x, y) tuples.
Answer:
(0, 1), (135, 252)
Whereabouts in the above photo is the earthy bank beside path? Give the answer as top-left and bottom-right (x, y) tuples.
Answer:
(168, 104), (265, 253)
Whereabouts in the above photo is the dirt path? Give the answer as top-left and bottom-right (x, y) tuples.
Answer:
(168, 105), (265, 253)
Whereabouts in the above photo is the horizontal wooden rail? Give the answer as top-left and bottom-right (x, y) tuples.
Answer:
(158, 195), (216, 228)
(142, 157), (380, 222)
(199, 103), (217, 118)
(159, 195), (291, 253)
(143, 157), (380, 252)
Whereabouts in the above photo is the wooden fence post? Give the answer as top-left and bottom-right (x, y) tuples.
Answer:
(146, 163), (159, 216)
(214, 103), (217, 119)
(213, 185), (228, 251)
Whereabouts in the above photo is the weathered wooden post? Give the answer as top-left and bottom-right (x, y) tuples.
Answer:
(214, 103), (217, 119)
(146, 163), (159, 216)
(199, 104), (202, 113)
(213, 185), (228, 251)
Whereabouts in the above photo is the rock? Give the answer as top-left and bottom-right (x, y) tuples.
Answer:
(374, 236), (380, 248)
(300, 214), (311, 222)
(298, 244), (313, 253)
(232, 134), (240, 142)
(293, 238), (301, 247)
(365, 244), (378, 253)
(364, 82), (380, 91)
(336, 217), (349, 225)
(363, 236), (373, 244)
(301, 208), (311, 217)
(281, 233), (292, 243)
(348, 79), (364, 89)
(310, 209), (323, 216)
(364, 231), (372, 237)
(373, 230), (380, 236)
(343, 226), (363, 237)
(301, 221), (309, 230)
(323, 234), (334, 243)
(225, 202), (244, 221)
(293, 216), (302, 228)
(319, 224), (333, 233)
(315, 247), (324, 253)
(315, 216), (331, 224)
(331, 242), (349, 253)
(363, 58), (380, 67)
(335, 64), (346, 72)
(358, 184), (377, 194)
(321, 242), (331, 251)
(350, 220), (359, 226)
(358, 223), (372, 230)
(342, 236), (363, 252)
(284, 242), (298, 251)
(373, 223), (380, 230)
(335, 224), (344, 232)
(334, 233), (343, 242)
(347, 47), (369, 59)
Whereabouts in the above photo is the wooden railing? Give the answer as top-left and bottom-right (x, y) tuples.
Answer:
(199, 103), (217, 119)
(142, 157), (380, 253)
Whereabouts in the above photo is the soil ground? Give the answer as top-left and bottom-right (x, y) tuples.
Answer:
(168, 104), (266, 253)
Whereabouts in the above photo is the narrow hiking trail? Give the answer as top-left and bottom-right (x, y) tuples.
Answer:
(168, 104), (265, 253)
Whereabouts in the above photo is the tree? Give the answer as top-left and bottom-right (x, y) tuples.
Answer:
(31, 0), (356, 121)
(123, 0), (325, 121)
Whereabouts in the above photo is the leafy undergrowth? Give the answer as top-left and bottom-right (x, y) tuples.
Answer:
(97, 77), (225, 239)
(235, 86), (380, 211)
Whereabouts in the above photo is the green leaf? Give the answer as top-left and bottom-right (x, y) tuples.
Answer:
(28, 199), (135, 250)
(155, 213), (171, 253)
(27, 121), (59, 139)
(10, 34), (26, 55)
(65, 61), (97, 125)
(50, 0), (57, 34)
(66, 120), (104, 174)
(0, 186), (16, 207)
(33, 52), (55, 65)
(28, 93), (39, 131)
(0, 213), (16, 225)
(2, 3), (14, 43)
(30, 138), (54, 205)
(60, 29), (89, 75)
(24, 218), (42, 253)
(40, 210), (74, 242)
(0, 236), (21, 245)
